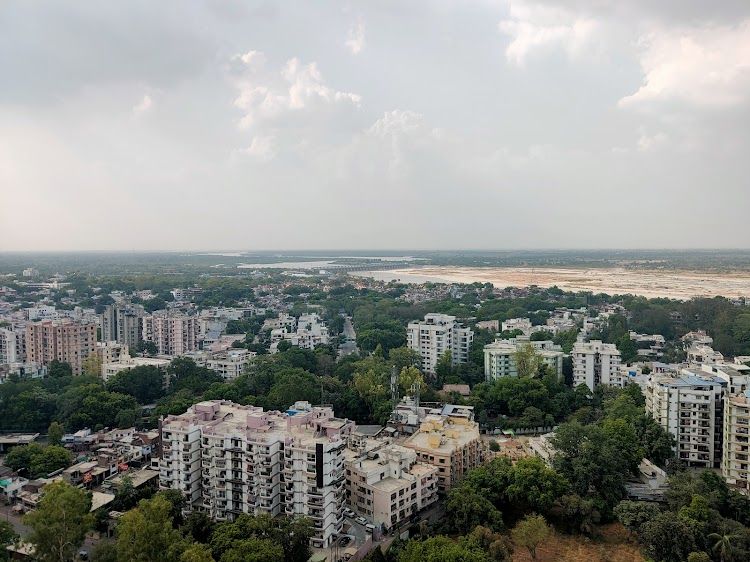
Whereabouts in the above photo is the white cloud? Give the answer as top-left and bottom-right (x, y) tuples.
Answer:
(620, 21), (750, 108)
(498, 0), (599, 66)
(235, 50), (266, 70)
(242, 135), (276, 161)
(233, 55), (361, 129)
(345, 19), (366, 55)
(132, 94), (153, 115)
(637, 128), (668, 152)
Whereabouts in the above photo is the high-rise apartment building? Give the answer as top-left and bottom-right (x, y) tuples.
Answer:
(406, 314), (473, 375)
(100, 304), (144, 350)
(159, 400), (353, 548)
(25, 319), (97, 375)
(645, 371), (724, 468)
(0, 327), (22, 364)
(572, 340), (622, 391)
(723, 391), (750, 494)
(142, 311), (198, 356)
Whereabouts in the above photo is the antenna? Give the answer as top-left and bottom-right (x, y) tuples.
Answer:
(390, 366), (398, 403)
(411, 381), (420, 413)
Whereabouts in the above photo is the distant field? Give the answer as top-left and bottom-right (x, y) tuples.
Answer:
(353, 266), (750, 300)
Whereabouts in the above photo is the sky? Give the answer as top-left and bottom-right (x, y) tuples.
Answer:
(1, 0), (749, 251)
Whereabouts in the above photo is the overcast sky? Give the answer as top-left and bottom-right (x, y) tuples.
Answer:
(1, 0), (749, 251)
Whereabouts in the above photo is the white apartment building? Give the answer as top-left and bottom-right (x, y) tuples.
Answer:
(645, 371), (724, 468)
(344, 441), (438, 530)
(501, 318), (532, 335)
(159, 400), (354, 548)
(101, 349), (170, 382)
(142, 312), (198, 356)
(406, 314), (474, 375)
(100, 304), (143, 350)
(0, 327), (22, 364)
(572, 340), (622, 391)
(206, 349), (257, 380)
(270, 313), (330, 352)
(483, 337), (564, 381)
(723, 391), (750, 494)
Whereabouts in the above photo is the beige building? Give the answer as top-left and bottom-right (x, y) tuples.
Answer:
(723, 391), (750, 494)
(402, 412), (483, 492)
(345, 441), (438, 529)
(25, 319), (97, 375)
(142, 312), (198, 356)
(160, 400), (353, 548)
(483, 336), (564, 381)
(572, 340), (622, 391)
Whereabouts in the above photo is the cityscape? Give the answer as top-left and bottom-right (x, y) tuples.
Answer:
(2, 1), (750, 562)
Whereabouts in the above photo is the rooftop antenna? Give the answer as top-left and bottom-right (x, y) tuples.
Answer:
(410, 381), (420, 413)
(390, 366), (399, 403)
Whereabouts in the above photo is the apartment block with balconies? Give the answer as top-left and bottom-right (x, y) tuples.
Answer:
(159, 400), (353, 548)
(572, 340), (622, 391)
(344, 440), (438, 530)
(407, 313), (473, 375)
(723, 392), (750, 494)
(645, 371), (724, 468)
(24, 319), (97, 375)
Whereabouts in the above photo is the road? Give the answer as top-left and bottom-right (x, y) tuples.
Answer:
(338, 315), (359, 358)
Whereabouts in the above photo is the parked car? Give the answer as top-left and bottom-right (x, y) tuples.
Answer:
(356, 516), (368, 525)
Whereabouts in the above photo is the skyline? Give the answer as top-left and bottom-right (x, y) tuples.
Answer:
(2, 0), (750, 251)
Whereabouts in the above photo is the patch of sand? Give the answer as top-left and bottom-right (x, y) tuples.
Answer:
(353, 266), (750, 300)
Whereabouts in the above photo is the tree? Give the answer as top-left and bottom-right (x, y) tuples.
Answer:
(511, 514), (550, 561)
(397, 536), (489, 562)
(218, 538), (283, 562)
(107, 365), (165, 403)
(614, 500), (661, 533)
(47, 421), (64, 445)
(505, 457), (569, 516)
(687, 553), (711, 562)
(155, 489), (187, 527)
(389, 347), (421, 372)
(398, 366), (424, 395)
(116, 495), (185, 562)
(445, 485), (504, 533)
(514, 344), (542, 378)
(180, 544), (215, 562)
(82, 353), (103, 377)
(708, 531), (741, 562)
(6, 444), (72, 478)
(48, 360), (72, 378)
(0, 520), (18, 561)
(24, 481), (94, 562)
(639, 512), (697, 562)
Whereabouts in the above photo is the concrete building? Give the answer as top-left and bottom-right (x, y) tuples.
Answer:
(270, 313), (330, 352)
(206, 349), (256, 380)
(501, 318), (532, 335)
(572, 340), (622, 391)
(159, 400), (353, 548)
(402, 409), (483, 492)
(0, 327), (22, 364)
(100, 304), (143, 350)
(344, 441), (438, 530)
(645, 371), (724, 468)
(25, 319), (97, 375)
(406, 314), (474, 375)
(101, 349), (170, 382)
(723, 391), (750, 494)
(142, 312), (198, 356)
(483, 336), (564, 381)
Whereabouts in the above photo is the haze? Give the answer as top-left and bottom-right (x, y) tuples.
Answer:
(1, 1), (749, 251)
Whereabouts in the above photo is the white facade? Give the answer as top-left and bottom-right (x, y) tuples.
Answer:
(206, 349), (256, 380)
(159, 400), (353, 548)
(572, 340), (622, 391)
(501, 318), (532, 335)
(645, 371), (724, 468)
(483, 337), (564, 381)
(406, 314), (474, 375)
(723, 392), (750, 494)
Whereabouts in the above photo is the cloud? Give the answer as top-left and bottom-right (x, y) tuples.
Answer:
(233, 53), (361, 129)
(637, 128), (668, 152)
(620, 21), (750, 109)
(242, 135), (276, 161)
(132, 94), (153, 115)
(498, 0), (599, 66)
(345, 19), (366, 55)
